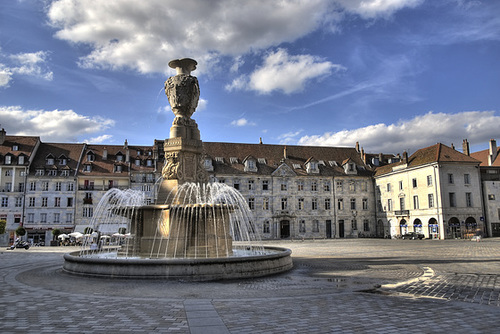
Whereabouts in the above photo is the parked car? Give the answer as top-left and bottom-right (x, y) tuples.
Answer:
(402, 232), (425, 240)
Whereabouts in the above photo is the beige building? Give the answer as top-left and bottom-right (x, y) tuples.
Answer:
(374, 143), (483, 239)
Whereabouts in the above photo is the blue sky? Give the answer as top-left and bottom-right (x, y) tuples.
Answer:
(1, 0), (499, 155)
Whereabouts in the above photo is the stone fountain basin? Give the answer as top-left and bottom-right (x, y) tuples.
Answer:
(63, 246), (292, 281)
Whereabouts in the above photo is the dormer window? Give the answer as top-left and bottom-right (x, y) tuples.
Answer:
(306, 160), (319, 174)
(146, 159), (152, 167)
(46, 156), (55, 165)
(116, 153), (124, 162)
(35, 168), (44, 176)
(114, 165), (123, 173)
(59, 155), (68, 166)
(5, 155), (12, 165)
(137, 150), (141, 156)
(83, 164), (92, 172)
(87, 152), (95, 162)
(135, 159), (141, 166)
(18, 155), (25, 165)
(204, 158), (214, 171)
(244, 158), (258, 172)
(343, 159), (357, 175)
(12, 145), (18, 151)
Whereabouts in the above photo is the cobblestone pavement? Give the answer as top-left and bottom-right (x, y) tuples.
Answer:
(1, 238), (500, 333)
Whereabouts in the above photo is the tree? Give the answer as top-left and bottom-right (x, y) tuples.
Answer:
(52, 228), (62, 240)
(15, 226), (26, 237)
(0, 220), (6, 235)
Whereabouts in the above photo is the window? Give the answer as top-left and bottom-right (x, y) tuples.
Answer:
(363, 219), (370, 232)
(233, 180), (240, 190)
(337, 198), (344, 210)
(281, 198), (288, 210)
(1, 197), (8, 207)
(412, 178), (417, 188)
(114, 165), (123, 173)
(312, 198), (318, 210)
(83, 207), (93, 218)
(298, 198), (304, 210)
(87, 153), (95, 162)
(61, 170), (69, 177)
(281, 181), (287, 191)
(12, 145), (18, 151)
(387, 199), (392, 211)
(54, 213), (60, 224)
(465, 193), (472, 207)
(15, 197), (22, 207)
(116, 154), (123, 162)
(18, 155), (25, 165)
(428, 194), (434, 208)
(67, 183), (74, 191)
(399, 197), (405, 210)
(311, 181), (317, 191)
(464, 174), (470, 185)
(146, 160), (153, 167)
(42, 182), (49, 191)
(313, 220), (319, 232)
(427, 175), (433, 186)
(18, 183), (24, 192)
(5, 170), (11, 176)
(54, 197), (61, 207)
(55, 182), (62, 191)
(262, 180), (269, 191)
(297, 181), (304, 191)
(248, 198), (255, 210)
(30, 182), (36, 191)
(448, 173), (454, 184)
(325, 198), (331, 210)
(413, 195), (419, 209)
(41, 197), (48, 207)
(449, 193), (456, 207)
(40, 213), (47, 223)
(386, 183), (391, 192)
(299, 220), (306, 233)
(5, 155), (11, 164)
(362, 198), (368, 210)
(27, 213), (34, 224)
(399, 181), (403, 190)
(336, 181), (343, 192)
(488, 194), (496, 200)
(360, 182), (367, 192)
(350, 198), (356, 210)
(136, 159), (141, 166)
(263, 198), (269, 210)
(46, 157), (54, 165)
(67, 197), (73, 207)
(248, 180), (255, 190)
(29, 197), (36, 207)
(66, 213), (73, 223)
(59, 158), (67, 166)
(35, 169), (44, 176)
(351, 219), (357, 230)
(263, 221), (270, 234)
(83, 164), (92, 172)
(324, 182), (331, 192)
(349, 182), (355, 192)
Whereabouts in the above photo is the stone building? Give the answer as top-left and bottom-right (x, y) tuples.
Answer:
(374, 143), (483, 240)
(470, 139), (500, 237)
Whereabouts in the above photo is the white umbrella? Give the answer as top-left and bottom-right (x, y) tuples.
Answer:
(112, 232), (125, 237)
(100, 235), (111, 239)
(58, 234), (70, 239)
(69, 232), (83, 238)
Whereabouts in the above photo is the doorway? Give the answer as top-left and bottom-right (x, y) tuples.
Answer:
(280, 220), (290, 239)
(338, 220), (345, 238)
(326, 220), (332, 238)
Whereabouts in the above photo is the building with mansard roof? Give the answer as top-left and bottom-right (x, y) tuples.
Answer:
(374, 143), (482, 240)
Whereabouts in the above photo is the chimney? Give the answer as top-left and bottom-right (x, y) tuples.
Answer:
(462, 139), (470, 156)
(102, 147), (108, 160)
(403, 151), (408, 164)
(360, 147), (365, 163)
(378, 153), (383, 164)
(283, 146), (287, 159)
(451, 143), (455, 150)
(0, 128), (5, 145)
(259, 137), (263, 144)
(124, 139), (130, 162)
(355, 142), (360, 153)
(488, 139), (498, 166)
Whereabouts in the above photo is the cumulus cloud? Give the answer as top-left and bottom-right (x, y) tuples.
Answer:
(297, 111), (500, 153)
(278, 129), (304, 145)
(226, 49), (343, 94)
(84, 134), (113, 144)
(0, 106), (115, 142)
(230, 118), (256, 127)
(45, 0), (422, 75)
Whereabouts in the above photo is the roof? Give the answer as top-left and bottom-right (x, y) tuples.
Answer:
(470, 147), (500, 167)
(375, 143), (479, 177)
(0, 135), (40, 164)
(30, 142), (85, 176)
(202, 142), (372, 177)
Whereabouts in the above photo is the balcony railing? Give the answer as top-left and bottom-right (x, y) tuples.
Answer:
(394, 210), (410, 216)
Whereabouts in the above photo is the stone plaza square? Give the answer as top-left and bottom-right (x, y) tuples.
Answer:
(1, 238), (500, 333)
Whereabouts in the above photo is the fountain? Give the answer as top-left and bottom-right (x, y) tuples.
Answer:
(63, 58), (293, 281)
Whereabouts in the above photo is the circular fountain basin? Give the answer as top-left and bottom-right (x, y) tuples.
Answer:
(63, 246), (292, 281)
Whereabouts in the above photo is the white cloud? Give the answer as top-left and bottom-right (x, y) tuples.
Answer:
(278, 129), (304, 145)
(336, 0), (424, 19)
(0, 65), (12, 88)
(46, 0), (331, 75)
(230, 118), (256, 127)
(297, 111), (500, 153)
(226, 49), (343, 94)
(9, 51), (53, 81)
(84, 134), (113, 144)
(0, 106), (115, 142)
